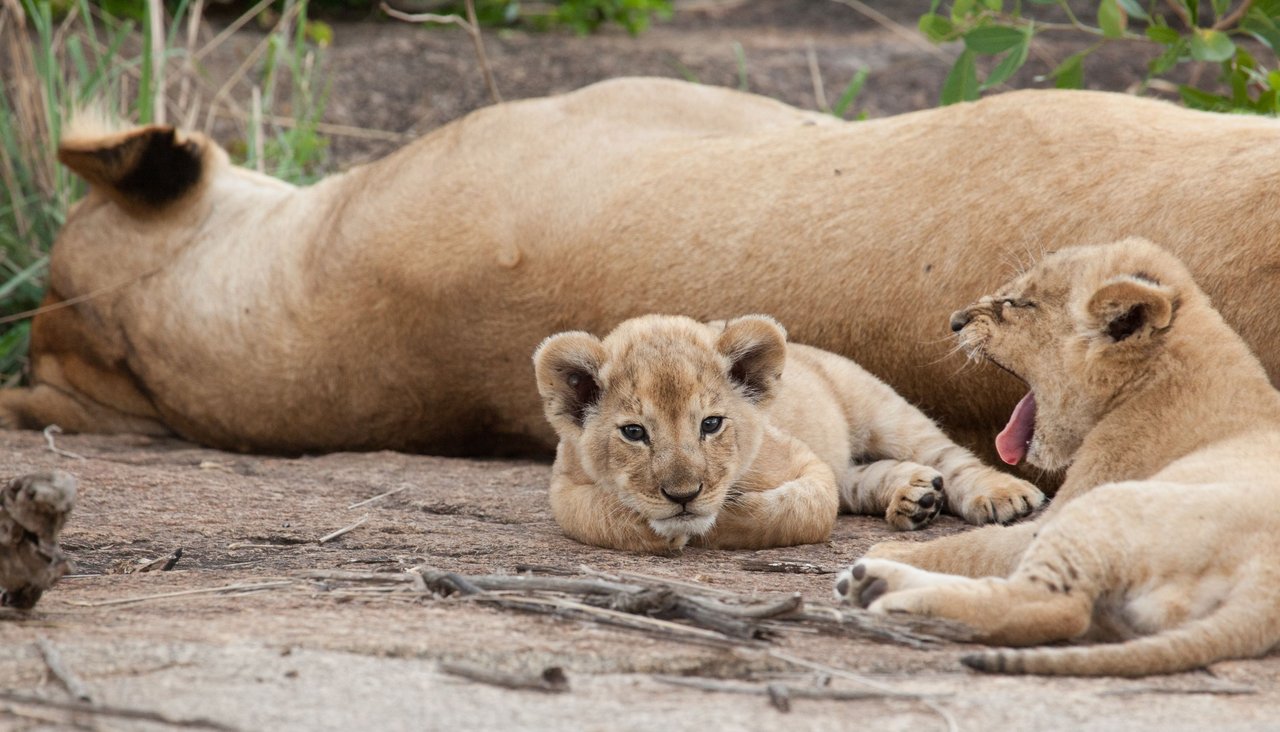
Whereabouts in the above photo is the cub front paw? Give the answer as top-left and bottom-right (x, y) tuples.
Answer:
(957, 473), (1045, 525)
(885, 467), (945, 531)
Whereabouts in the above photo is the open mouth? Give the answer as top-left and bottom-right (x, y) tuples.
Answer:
(996, 391), (1037, 466)
(981, 355), (1037, 466)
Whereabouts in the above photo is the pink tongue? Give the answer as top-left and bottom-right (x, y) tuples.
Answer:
(996, 392), (1037, 466)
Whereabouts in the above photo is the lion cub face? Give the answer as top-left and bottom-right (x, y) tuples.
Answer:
(533, 315), (785, 541)
(951, 238), (1181, 471)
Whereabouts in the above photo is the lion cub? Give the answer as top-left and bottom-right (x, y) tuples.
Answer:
(837, 238), (1280, 676)
(533, 315), (1043, 553)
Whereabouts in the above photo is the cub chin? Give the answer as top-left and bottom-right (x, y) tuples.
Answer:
(533, 314), (1043, 554)
(837, 237), (1280, 676)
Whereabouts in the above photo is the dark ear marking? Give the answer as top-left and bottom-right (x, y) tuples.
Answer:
(1106, 304), (1147, 341)
(716, 315), (787, 405)
(532, 331), (607, 433)
(564, 370), (601, 426)
(59, 126), (204, 213)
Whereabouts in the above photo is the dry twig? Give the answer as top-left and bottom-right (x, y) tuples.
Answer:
(42, 426), (86, 461)
(317, 515), (369, 544)
(439, 662), (569, 693)
(381, 0), (503, 104)
(36, 637), (92, 703)
(0, 691), (237, 731)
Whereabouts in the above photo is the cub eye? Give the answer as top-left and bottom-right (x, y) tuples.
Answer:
(620, 424), (648, 442)
(700, 416), (724, 436)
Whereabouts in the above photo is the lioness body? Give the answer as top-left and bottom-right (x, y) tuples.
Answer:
(16, 79), (1280, 455)
(534, 315), (1042, 552)
(837, 239), (1280, 676)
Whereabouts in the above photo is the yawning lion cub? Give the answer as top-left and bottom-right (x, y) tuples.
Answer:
(837, 238), (1280, 676)
(534, 315), (1042, 552)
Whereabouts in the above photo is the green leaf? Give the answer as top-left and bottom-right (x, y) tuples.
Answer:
(963, 25), (1026, 54)
(982, 29), (1032, 88)
(940, 49), (980, 105)
(1051, 51), (1085, 89)
(1189, 28), (1237, 61)
(1145, 25), (1181, 44)
(1149, 38), (1187, 73)
(982, 0), (1003, 10)
(918, 13), (954, 42)
(951, 0), (976, 22)
(1098, 0), (1127, 38)
(832, 69), (869, 119)
(1242, 14), (1280, 52)
(1178, 85), (1231, 110)
(1211, 0), (1230, 16)
(1116, 0), (1149, 19)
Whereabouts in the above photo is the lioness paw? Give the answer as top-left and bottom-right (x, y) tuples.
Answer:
(956, 474), (1045, 525)
(885, 468), (945, 531)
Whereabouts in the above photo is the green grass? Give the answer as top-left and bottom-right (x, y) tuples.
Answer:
(0, 0), (331, 381)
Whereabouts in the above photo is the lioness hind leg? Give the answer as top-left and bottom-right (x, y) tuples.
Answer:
(840, 460), (944, 530)
(0, 385), (170, 436)
(841, 558), (1092, 647)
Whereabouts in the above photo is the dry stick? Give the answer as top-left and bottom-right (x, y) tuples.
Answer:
(653, 675), (937, 702)
(147, 0), (166, 125)
(806, 41), (829, 113)
(380, 0), (503, 104)
(438, 662), (569, 693)
(1164, 0), (1194, 29)
(42, 426), (86, 461)
(35, 637), (92, 703)
(468, 593), (754, 648)
(201, 1), (305, 135)
(65, 580), (294, 608)
(1100, 684), (1257, 697)
(769, 650), (959, 732)
(317, 515), (369, 544)
(827, 0), (952, 61)
(0, 691), (238, 731)
(740, 559), (834, 575)
(348, 485), (409, 509)
(1214, 0), (1254, 30)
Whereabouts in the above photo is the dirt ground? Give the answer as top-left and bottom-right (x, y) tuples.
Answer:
(5, 1), (1276, 730)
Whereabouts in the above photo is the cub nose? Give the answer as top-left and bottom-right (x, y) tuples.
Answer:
(949, 309), (974, 333)
(661, 484), (703, 506)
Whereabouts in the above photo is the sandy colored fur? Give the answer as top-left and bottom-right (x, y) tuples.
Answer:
(12, 79), (1280, 459)
(533, 315), (1042, 553)
(837, 239), (1280, 676)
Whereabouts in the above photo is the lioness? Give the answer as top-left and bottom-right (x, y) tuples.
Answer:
(534, 315), (1042, 552)
(835, 238), (1280, 676)
(14, 79), (1280, 457)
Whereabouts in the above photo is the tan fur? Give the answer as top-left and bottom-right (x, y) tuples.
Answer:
(836, 239), (1280, 676)
(13, 79), (1280, 457)
(533, 315), (1043, 553)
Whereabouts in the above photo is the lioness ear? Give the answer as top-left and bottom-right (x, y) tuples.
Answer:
(59, 125), (205, 215)
(1086, 275), (1176, 343)
(533, 332), (607, 433)
(717, 315), (787, 404)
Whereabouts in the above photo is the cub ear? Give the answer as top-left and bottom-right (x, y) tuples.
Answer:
(533, 332), (607, 433)
(1086, 275), (1176, 343)
(717, 315), (787, 404)
(58, 125), (205, 215)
